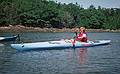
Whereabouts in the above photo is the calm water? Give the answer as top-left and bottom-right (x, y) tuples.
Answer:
(0, 32), (120, 74)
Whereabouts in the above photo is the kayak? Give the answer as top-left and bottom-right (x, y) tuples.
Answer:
(0, 35), (17, 41)
(11, 39), (111, 51)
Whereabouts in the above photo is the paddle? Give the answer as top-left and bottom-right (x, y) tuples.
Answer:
(17, 34), (20, 41)
(65, 31), (78, 48)
(70, 32), (78, 48)
(16, 34), (22, 43)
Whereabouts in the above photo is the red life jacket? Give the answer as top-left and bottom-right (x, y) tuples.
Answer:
(76, 33), (87, 42)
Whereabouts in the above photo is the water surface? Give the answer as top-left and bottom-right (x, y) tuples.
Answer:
(0, 32), (120, 74)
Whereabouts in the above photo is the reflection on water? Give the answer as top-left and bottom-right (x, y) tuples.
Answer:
(79, 48), (87, 64)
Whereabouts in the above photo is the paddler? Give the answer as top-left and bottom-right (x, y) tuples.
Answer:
(75, 27), (88, 42)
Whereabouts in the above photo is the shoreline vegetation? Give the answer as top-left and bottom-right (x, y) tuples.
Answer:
(0, 25), (120, 33)
(0, 0), (120, 30)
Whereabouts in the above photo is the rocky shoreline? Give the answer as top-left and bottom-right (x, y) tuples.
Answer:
(0, 25), (120, 33)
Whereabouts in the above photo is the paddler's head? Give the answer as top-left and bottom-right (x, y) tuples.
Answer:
(80, 27), (86, 33)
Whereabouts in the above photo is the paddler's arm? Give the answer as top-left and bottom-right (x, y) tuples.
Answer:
(73, 32), (78, 39)
(72, 27), (79, 39)
(75, 32), (78, 36)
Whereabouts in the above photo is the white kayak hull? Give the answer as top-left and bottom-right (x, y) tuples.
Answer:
(11, 39), (111, 51)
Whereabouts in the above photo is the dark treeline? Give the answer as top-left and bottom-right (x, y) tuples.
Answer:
(0, 0), (120, 29)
